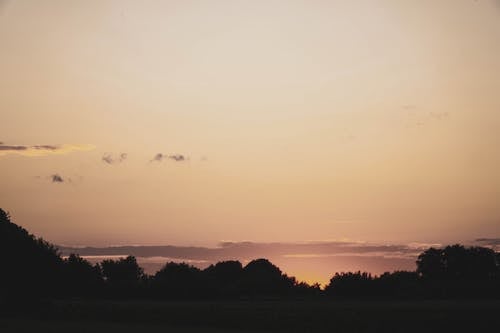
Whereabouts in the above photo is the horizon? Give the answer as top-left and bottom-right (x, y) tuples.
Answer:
(3, 210), (500, 285)
(4, 211), (498, 286)
(1, 1), (500, 286)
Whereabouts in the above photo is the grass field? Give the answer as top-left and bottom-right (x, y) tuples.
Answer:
(1, 299), (499, 332)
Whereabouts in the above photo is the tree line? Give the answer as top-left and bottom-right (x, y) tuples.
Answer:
(1, 208), (499, 300)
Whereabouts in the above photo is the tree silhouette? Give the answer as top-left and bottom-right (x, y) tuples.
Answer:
(377, 271), (420, 298)
(0, 208), (64, 299)
(101, 256), (144, 283)
(240, 259), (294, 296)
(496, 252), (500, 277)
(417, 245), (497, 280)
(205, 260), (243, 284)
(100, 256), (144, 296)
(203, 260), (243, 298)
(153, 262), (204, 298)
(416, 247), (445, 280)
(1, 207), (499, 301)
(325, 272), (374, 298)
(445, 245), (496, 279)
(64, 254), (103, 296)
(415, 244), (499, 297)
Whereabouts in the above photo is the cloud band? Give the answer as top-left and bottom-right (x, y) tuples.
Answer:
(0, 143), (95, 157)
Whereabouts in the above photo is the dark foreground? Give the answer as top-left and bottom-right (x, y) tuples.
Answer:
(1, 299), (499, 333)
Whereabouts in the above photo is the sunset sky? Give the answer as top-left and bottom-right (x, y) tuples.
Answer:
(1, 0), (499, 283)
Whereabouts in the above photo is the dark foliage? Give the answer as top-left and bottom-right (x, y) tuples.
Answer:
(324, 270), (421, 299)
(100, 256), (145, 297)
(323, 245), (500, 299)
(415, 244), (499, 298)
(239, 259), (295, 296)
(101, 256), (144, 284)
(152, 262), (204, 298)
(63, 254), (103, 296)
(203, 260), (244, 298)
(376, 270), (420, 298)
(417, 244), (497, 280)
(204, 260), (243, 287)
(1, 208), (499, 301)
(0, 209), (64, 299)
(325, 271), (374, 297)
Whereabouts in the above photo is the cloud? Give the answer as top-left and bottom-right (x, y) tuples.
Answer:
(51, 174), (64, 183)
(0, 145), (27, 151)
(102, 154), (113, 164)
(150, 153), (188, 162)
(476, 238), (500, 245)
(33, 145), (59, 150)
(168, 154), (186, 162)
(0, 143), (95, 157)
(60, 240), (426, 263)
(60, 240), (424, 284)
(406, 242), (442, 250)
(151, 153), (165, 162)
(475, 238), (500, 250)
(102, 153), (127, 165)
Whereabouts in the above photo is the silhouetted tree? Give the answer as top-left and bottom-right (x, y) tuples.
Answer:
(416, 247), (445, 280)
(416, 245), (499, 298)
(2, 207), (499, 301)
(205, 260), (243, 284)
(240, 259), (294, 296)
(100, 256), (144, 296)
(325, 272), (374, 298)
(417, 245), (497, 281)
(445, 245), (496, 279)
(283, 275), (322, 298)
(203, 260), (243, 298)
(0, 208), (64, 299)
(153, 262), (204, 298)
(496, 252), (500, 277)
(64, 254), (103, 296)
(377, 271), (420, 298)
(101, 256), (144, 283)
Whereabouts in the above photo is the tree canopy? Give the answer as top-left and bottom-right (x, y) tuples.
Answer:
(1, 208), (498, 300)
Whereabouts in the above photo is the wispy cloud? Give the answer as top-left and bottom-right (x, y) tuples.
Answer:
(150, 153), (188, 162)
(475, 238), (500, 250)
(51, 174), (64, 183)
(60, 240), (427, 262)
(102, 153), (127, 165)
(0, 143), (95, 157)
(168, 154), (186, 162)
(150, 153), (165, 162)
(60, 240), (424, 284)
(406, 242), (442, 250)
(476, 238), (500, 244)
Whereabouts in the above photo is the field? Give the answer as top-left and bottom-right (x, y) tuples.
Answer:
(1, 299), (499, 332)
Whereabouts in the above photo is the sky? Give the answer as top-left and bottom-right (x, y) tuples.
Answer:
(1, 0), (499, 281)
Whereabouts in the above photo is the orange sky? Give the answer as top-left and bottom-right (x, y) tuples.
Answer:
(1, 0), (499, 272)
